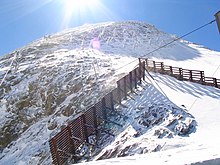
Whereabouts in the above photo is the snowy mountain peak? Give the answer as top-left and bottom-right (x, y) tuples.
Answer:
(1, 21), (166, 156)
(0, 21), (220, 164)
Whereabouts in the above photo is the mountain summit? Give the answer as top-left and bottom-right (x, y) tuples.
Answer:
(0, 21), (220, 164)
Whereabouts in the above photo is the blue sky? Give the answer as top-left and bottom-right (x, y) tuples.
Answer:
(0, 0), (220, 56)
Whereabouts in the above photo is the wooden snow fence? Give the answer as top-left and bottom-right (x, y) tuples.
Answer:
(49, 61), (146, 165)
(144, 58), (220, 89)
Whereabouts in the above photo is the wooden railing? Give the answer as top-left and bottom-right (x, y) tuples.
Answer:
(49, 58), (220, 165)
(143, 58), (220, 89)
(49, 62), (146, 165)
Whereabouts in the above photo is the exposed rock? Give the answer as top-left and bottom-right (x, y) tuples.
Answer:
(47, 121), (57, 130)
(61, 104), (75, 117)
(154, 128), (173, 138)
(152, 144), (162, 152)
(175, 119), (196, 136)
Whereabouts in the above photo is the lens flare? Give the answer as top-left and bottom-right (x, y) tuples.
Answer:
(61, 0), (120, 28)
(91, 37), (101, 49)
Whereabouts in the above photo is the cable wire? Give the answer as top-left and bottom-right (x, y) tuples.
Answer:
(189, 50), (220, 111)
(212, 64), (220, 77)
(145, 70), (168, 98)
(116, 19), (216, 71)
(140, 19), (216, 59)
(116, 19), (216, 105)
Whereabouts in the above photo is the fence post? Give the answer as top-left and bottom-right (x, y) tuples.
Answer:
(51, 138), (61, 165)
(129, 71), (133, 93)
(213, 78), (218, 88)
(160, 62), (164, 73)
(153, 61), (156, 72)
(110, 92), (115, 111)
(178, 68), (183, 80)
(134, 68), (137, 89)
(189, 70), (193, 81)
(123, 77), (127, 99)
(145, 59), (148, 69)
(200, 71), (204, 84)
(138, 58), (141, 64)
(101, 98), (107, 120)
(81, 114), (89, 143)
(92, 107), (98, 136)
(117, 81), (122, 104)
(142, 61), (146, 81)
(138, 59), (142, 84)
(170, 66), (173, 75)
(67, 125), (75, 154)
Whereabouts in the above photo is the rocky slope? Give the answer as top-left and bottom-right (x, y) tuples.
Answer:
(0, 21), (206, 164)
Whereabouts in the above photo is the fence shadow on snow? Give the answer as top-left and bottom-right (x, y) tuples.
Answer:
(154, 74), (220, 99)
(49, 58), (220, 165)
(49, 61), (146, 165)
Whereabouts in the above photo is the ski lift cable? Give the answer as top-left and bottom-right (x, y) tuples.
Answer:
(116, 19), (216, 72)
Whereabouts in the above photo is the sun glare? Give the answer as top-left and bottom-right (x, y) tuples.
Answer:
(62, 0), (100, 27)
(65, 0), (98, 12)
(61, 0), (119, 29)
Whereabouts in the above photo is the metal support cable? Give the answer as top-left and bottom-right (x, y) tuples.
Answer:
(116, 19), (216, 72)
(144, 69), (168, 98)
(140, 19), (216, 59)
(212, 64), (220, 77)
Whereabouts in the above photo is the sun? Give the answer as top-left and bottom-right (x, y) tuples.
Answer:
(60, 0), (120, 29)
(73, 0), (99, 6)
(65, 0), (98, 11)
(62, 0), (100, 27)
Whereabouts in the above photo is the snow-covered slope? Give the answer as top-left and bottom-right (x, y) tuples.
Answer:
(0, 21), (220, 164)
(78, 75), (220, 164)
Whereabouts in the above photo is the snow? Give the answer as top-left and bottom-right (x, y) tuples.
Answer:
(154, 42), (220, 78)
(0, 21), (220, 164)
(78, 72), (220, 165)
(78, 147), (220, 165)
(155, 74), (220, 148)
(0, 99), (13, 127)
(0, 118), (53, 164)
